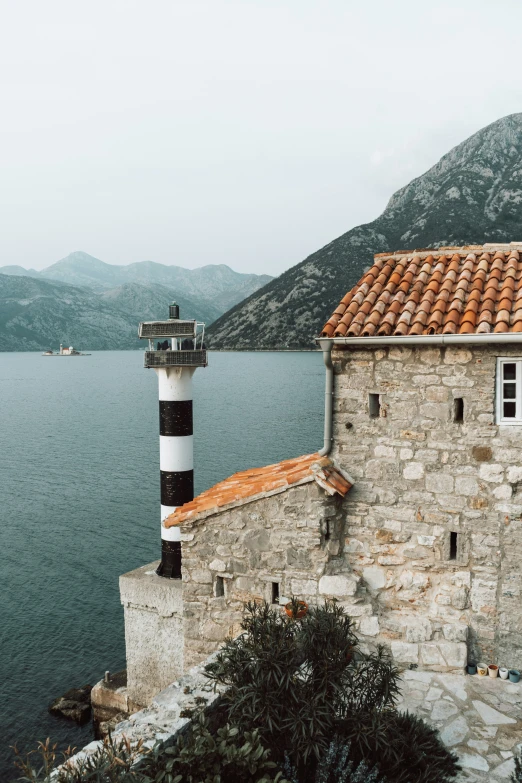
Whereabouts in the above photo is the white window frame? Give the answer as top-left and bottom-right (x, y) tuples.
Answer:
(496, 358), (522, 425)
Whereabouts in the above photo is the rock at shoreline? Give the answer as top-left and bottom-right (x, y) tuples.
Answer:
(49, 684), (93, 725)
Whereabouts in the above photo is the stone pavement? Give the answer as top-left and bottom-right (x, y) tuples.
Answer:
(400, 669), (522, 781)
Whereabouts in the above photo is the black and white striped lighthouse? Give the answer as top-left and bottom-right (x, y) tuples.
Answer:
(139, 304), (207, 578)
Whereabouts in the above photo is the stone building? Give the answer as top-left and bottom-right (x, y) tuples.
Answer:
(120, 242), (522, 707)
(167, 454), (352, 668)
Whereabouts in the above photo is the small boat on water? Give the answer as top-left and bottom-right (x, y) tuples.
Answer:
(42, 344), (90, 356)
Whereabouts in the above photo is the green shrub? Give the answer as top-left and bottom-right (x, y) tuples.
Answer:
(341, 710), (460, 783)
(512, 753), (522, 782)
(15, 715), (287, 783)
(204, 600), (400, 772)
(14, 735), (145, 782)
(139, 711), (287, 783)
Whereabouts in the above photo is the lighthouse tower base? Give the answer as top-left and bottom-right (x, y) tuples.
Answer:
(119, 561), (184, 706)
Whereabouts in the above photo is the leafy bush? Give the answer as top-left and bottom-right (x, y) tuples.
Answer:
(205, 600), (459, 783)
(341, 710), (460, 783)
(204, 600), (400, 772)
(512, 753), (522, 782)
(15, 715), (287, 783)
(14, 735), (145, 782)
(17, 713), (290, 783)
(139, 711), (288, 783)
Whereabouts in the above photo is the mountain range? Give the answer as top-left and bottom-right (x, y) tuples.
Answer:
(4, 113), (522, 352)
(207, 112), (522, 349)
(0, 253), (272, 351)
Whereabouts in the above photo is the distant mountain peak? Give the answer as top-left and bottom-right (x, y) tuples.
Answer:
(53, 250), (109, 267)
(0, 252), (273, 350)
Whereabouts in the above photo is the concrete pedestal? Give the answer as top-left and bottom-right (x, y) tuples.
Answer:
(91, 670), (142, 736)
(120, 561), (184, 706)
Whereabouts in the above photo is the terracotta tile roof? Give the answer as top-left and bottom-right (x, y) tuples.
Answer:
(164, 453), (352, 528)
(321, 244), (522, 338)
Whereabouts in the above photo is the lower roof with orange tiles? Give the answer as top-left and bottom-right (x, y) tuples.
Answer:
(164, 453), (352, 529)
(321, 244), (522, 338)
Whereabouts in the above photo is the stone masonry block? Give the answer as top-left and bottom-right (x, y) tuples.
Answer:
(451, 587), (470, 610)
(455, 476), (479, 496)
(209, 559), (226, 572)
(403, 462), (425, 480)
(390, 641), (419, 664)
(443, 623), (469, 643)
(426, 472), (454, 493)
(472, 446), (492, 462)
(507, 465), (522, 483)
(419, 402), (449, 421)
(493, 485), (512, 500)
(478, 464), (504, 483)
(291, 578), (319, 595)
(419, 642), (467, 671)
(318, 574), (359, 597)
(444, 347), (472, 364)
(362, 566), (387, 590)
(405, 617), (433, 643)
(359, 615), (380, 636)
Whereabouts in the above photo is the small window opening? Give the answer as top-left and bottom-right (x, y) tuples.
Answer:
(449, 532), (458, 561)
(271, 582), (280, 604)
(215, 576), (225, 597)
(454, 398), (464, 423)
(369, 393), (381, 419)
(324, 520), (331, 541)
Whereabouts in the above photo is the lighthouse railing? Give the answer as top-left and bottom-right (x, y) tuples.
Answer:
(144, 349), (207, 368)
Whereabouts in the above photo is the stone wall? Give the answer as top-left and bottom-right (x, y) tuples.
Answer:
(120, 563), (184, 706)
(59, 652), (225, 773)
(332, 343), (522, 668)
(180, 480), (347, 668)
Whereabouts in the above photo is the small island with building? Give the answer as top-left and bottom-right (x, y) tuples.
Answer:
(42, 344), (90, 356)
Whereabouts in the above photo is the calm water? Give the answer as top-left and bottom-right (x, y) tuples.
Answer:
(0, 350), (323, 780)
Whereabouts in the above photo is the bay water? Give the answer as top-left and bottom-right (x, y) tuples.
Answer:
(0, 350), (323, 780)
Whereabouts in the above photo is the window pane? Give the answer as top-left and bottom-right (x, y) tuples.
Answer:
(503, 363), (517, 380)
(504, 401), (516, 418)
(504, 383), (517, 399)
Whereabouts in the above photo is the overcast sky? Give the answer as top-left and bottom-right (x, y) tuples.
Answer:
(1, 0), (522, 276)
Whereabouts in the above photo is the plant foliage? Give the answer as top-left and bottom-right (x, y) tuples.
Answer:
(281, 739), (384, 783)
(139, 711), (287, 783)
(341, 710), (460, 783)
(512, 753), (522, 782)
(14, 735), (145, 783)
(15, 715), (287, 783)
(204, 600), (400, 770)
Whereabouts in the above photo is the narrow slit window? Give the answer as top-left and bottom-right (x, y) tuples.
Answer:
(215, 575), (225, 597)
(449, 532), (458, 561)
(454, 398), (464, 423)
(271, 582), (280, 604)
(324, 520), (331, 541)
(497, 359), (522, 423)
(369, 393), (381, 419)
